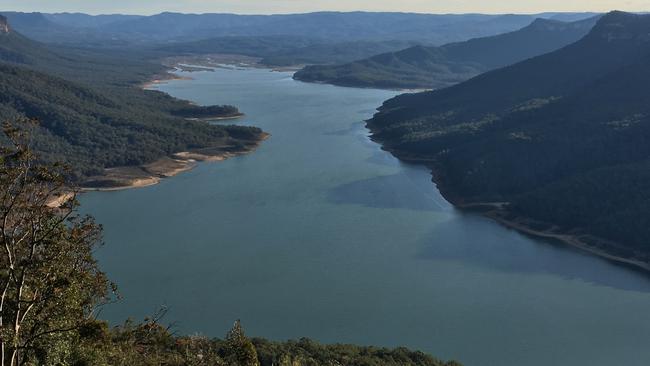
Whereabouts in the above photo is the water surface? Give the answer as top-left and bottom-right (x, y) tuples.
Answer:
(82, 67), (650, 366)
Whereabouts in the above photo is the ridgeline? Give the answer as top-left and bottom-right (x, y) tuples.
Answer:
(367, 11), (650, 267)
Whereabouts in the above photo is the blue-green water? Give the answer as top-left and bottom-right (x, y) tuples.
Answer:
(81, 67), (650, 366)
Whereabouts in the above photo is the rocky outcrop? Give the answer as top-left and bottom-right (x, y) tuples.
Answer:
(0, 15), (10, 33)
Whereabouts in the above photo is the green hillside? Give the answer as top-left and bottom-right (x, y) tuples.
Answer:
(367, 11), (650, 262)
(0, 17), (261, 180)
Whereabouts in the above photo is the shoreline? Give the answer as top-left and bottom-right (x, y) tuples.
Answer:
(140, 72), (192, 89)
(483, 210), (650, 272)
(161, 54), (304, 73)
(293, 76), (432, 93)
(366, 127), (650, 273)
(163, 54), (425, 92)
(81, 133), (269, 192)
(184, 113), (245, 122)
(107, 63), (268, 192)
(144, 61), (650, 273)
(141, 70), (246, 121)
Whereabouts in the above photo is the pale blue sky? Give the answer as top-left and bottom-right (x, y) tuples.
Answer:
(0, 0), (646, 15)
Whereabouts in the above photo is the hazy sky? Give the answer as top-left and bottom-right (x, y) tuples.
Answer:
(0, 0), (647, 15)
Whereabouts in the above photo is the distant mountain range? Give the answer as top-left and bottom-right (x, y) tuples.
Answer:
(0, 15), (73, 67)
(156, 36), (421, 67)
(1, 11), (597, 46)
(295, 16), (600, 89)
(0, 11), (600, 70)
(367, 11), (650, 264)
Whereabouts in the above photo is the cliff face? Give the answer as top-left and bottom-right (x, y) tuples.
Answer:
(0, 15), (10, 33)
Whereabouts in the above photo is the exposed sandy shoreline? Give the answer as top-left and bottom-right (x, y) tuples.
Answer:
(81, 134), (269, 192)
(98, 63), (270, 192)
(140, 73), (192, 89)
(45, 191), (76, 208)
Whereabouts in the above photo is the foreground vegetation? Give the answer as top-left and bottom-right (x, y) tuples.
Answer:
(368, 11), (650, 262)
(0, 123), (460, 366)
(70, 318), (461, 366)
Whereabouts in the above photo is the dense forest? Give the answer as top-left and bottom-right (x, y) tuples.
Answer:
(367, 11), (650, 261)
(294, 16), (598, 89)
(0, 16), (262, 180)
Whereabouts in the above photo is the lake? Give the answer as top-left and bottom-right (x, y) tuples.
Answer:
(81, 67), (650, 366)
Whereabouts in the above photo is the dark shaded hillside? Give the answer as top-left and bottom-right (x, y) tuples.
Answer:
(367, 11), (650, 262)
(0, 19), (262, 180)
(295, 16), (599, 89)
(442, 16), (599, 68)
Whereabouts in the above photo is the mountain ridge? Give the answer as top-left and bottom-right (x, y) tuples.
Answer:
(2, 11), (598, 46)
(366, 11), (650, 264)
(294, 16), (600, 89)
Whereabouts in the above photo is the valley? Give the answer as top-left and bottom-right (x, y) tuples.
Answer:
(1, 6), (650, 366)
(367, 11), (650, 268)
(81, 66), (650, 366)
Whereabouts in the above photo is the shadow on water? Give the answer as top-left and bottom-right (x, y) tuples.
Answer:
(326, 119), (650, 293)
(365, 150), (398, 167)
(324, 121), (396, 167)
(417, 213), (650, 293)
(327, 171), (451, 212)
(324, 124), (359, 136)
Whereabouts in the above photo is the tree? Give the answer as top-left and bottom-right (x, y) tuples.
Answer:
(223, 320), (259, 366)
(0, 120), (113, 366)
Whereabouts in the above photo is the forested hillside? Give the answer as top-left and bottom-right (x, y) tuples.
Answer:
(295, 16), (598, 89)
(0, 16), (263, 180)
(367, 11), (650, 262)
